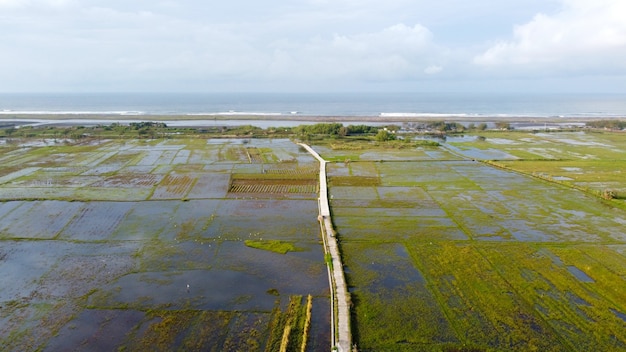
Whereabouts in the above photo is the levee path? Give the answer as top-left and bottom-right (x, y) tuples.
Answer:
(298, 143), (352, 352)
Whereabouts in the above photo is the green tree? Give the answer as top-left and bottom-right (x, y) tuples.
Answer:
(375, 129), (396, 142)
(296, 123), (343, 136)
(4, 127), (16, 137)
(495, 122), (512, 130)
(586, 120), (626, 130)
(346, 124), (377, 134)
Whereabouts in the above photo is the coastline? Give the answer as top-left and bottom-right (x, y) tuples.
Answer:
(0, 112), (620, 125)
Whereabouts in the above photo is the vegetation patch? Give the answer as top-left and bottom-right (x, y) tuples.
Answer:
(265, 295), (311, 352)
(244, 240), (303, 254)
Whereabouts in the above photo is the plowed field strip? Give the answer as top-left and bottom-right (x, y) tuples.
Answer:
(229, 179), (317, 194)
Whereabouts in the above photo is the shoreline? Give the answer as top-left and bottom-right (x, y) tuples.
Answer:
(0, 113), (621, 124)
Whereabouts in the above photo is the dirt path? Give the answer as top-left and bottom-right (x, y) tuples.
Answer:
(298, 143), (352, 352)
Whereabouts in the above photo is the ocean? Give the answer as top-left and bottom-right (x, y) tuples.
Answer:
(0, 92), (624, 118)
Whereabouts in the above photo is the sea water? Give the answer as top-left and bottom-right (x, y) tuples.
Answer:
(0, 92), (624, 117)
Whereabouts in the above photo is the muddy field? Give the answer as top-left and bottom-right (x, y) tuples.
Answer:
(0, 138), (329, 351)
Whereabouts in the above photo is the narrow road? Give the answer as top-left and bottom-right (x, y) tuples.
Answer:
(298, 143), (352, 352)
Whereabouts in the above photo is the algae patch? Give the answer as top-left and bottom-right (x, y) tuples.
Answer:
(244, 240), (303, 254)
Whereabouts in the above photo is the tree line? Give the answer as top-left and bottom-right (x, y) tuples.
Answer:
(293, 123), (379, 136)
(586, 120), (626, 130)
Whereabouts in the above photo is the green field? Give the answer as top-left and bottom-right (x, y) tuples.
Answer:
(317, 131), (626, 351)
(447, 130), (626, 198)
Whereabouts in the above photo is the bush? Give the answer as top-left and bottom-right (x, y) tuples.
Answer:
(375, 129), (396, 142)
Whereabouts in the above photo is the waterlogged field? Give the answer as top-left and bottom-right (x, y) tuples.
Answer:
(0, 138), (330, 351)
(446, 131), (626, 198)
(317, 131), (626, 351)
(2, 131), (625, 351)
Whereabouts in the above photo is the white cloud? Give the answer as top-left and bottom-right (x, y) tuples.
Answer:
(0, 0), (73, 8)
(0, 0), (26, 7)
(474, 0), (626, 72)
(0, 1), (624, 92)
(424, 65), (443, 75)
(262, 24), (440, 81)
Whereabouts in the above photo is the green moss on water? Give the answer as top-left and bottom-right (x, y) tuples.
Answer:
(244, 240), (303, 254)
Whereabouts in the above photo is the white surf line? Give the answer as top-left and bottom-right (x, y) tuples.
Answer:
(298, 143), (352, 352)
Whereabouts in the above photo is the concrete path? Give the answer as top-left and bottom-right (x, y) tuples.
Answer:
(298, 143), (352, 352)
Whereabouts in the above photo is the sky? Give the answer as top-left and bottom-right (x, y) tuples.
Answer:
(0, 0), (625, 93)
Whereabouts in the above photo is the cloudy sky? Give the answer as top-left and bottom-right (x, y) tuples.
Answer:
(0, 0), (624, 93)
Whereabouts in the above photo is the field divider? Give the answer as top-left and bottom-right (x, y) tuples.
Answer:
(298, 142), (352, 352)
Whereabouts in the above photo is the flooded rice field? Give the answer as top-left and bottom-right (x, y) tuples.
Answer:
(446, 131), (626, 196)
(0, 138), (329, 351)
(1, 131), (625, 351)
(319, 131), (626, 351)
